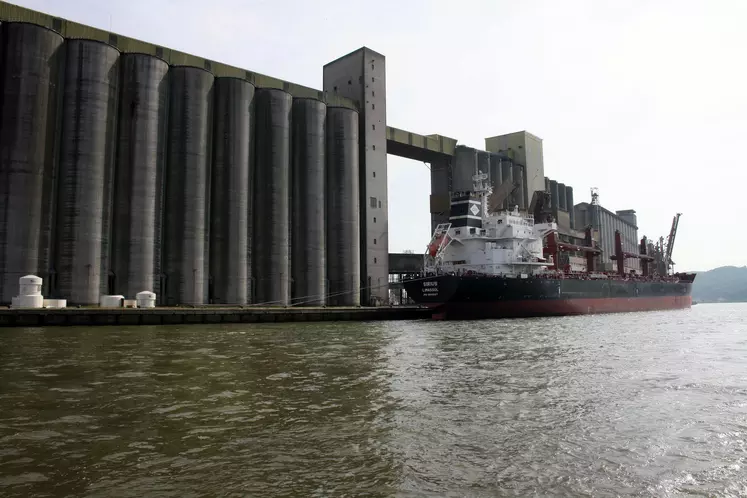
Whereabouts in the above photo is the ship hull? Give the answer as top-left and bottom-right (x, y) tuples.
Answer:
(403, 274), (694, 320)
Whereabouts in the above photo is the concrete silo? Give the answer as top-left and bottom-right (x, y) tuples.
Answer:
(55, 39), (120, 305)
(163, 66), (214, 305)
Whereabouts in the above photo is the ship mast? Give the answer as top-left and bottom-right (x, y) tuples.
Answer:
(472, 171), (490, 221)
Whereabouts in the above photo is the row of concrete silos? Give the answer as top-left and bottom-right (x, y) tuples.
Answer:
(452, 145), (527, 210)
(0, 22), (360, 306)
(544, 177), (575, 227)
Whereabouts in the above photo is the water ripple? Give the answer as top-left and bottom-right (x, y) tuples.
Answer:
(0, 305), (745, 496)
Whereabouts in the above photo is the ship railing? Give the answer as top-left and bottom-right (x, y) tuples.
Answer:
(431, 265), (683, 283)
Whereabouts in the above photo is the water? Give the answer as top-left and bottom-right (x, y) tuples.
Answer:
(1, 304), (746, 497)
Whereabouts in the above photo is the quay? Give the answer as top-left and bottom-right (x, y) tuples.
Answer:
(0, 306), (430, 327)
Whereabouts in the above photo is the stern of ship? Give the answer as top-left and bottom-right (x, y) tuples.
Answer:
(402, 274), (459, 316)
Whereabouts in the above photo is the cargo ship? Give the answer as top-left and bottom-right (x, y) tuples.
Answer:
(403, 173), (695, 319)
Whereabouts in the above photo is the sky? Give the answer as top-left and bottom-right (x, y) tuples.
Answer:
(15, 0), (746, 272)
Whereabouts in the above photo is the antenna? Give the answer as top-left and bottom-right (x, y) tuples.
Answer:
(472, 172), (490, 194)
(590, 187), (600, 206)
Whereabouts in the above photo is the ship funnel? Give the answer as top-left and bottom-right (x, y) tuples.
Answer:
(449, 193), (483, 229)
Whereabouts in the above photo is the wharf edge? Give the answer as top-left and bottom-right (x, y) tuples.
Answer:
(0, 306), (429, 327)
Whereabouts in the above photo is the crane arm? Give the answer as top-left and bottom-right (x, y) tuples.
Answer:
(665, 213), (681, 270)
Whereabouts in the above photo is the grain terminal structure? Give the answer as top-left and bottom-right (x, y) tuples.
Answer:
(0, 2), (369, 307)
(0, 1), (638, 308)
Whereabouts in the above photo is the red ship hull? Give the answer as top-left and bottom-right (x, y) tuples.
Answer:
(428, 295), (692, 320)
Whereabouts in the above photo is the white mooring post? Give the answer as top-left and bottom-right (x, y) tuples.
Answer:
(13, 275), (44, 309)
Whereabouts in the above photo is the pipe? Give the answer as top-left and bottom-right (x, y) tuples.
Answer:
(614, 230), (624, 276)
(585, 227), (595, 272)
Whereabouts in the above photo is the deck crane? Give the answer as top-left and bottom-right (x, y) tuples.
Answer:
(664, 213), (681, 274)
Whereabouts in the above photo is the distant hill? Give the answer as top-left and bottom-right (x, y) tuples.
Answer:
(691, 266), (747, 303)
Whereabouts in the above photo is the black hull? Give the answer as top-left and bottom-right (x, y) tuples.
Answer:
(403, 274), (695, 320)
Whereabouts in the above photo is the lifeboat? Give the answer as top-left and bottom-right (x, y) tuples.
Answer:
(428, 234), (445, 257)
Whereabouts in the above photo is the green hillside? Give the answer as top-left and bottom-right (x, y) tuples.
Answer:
(691, 266), (747, 303)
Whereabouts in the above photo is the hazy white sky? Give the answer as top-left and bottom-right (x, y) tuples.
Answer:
(17, 0), (745, 272)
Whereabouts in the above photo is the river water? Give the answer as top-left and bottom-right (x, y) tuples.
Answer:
(1, 304), (746, 497)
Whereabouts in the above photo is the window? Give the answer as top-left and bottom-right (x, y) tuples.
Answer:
(373, 217), (377, 223)
(372, 77), (374, 82)
(333, 86), (337, 92)
(372, 145), (375, 150)
(378, 201), (381, 209)
(348, 79), (352, 85)
(455, 229), (460, 235)
(372, 171), (376, 178)
(372, 124), (375, 130)
(374, 257), (377, 264)
(371, 63), (374, 70)
(470, 228), (476, 234)
(372, 90), (375, 97)
(370, 196), (377, 208)
(374, 238), (377, 244)
(372, 103), (375, 110)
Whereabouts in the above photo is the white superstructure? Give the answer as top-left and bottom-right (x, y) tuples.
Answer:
(424, 174), (558, 277)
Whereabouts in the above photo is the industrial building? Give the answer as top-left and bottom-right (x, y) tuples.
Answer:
(0, 2), (644, 308)
(574, 198), (641, 274)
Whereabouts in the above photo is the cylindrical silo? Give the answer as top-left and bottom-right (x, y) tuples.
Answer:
(210, 77), (254, 305)
(557, 182), (567, 211)
(54, 39), (120, 305)
(111, 53), (169, 300)
(291, 98), (326, 306)
(326, 107), (360, 307)
(253, 88), (291, 306)
(513, 164), (526, 210)
(549, 180), (559, 212)
(477, 150), (490, 184)
(163, 66), (213, 305)
(452, 145), (477, 192)
(0, 23), (64, 304)
(501, 159), (514, 210)
(489, 153), (503, 193)
(566, 185), (575, 227)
